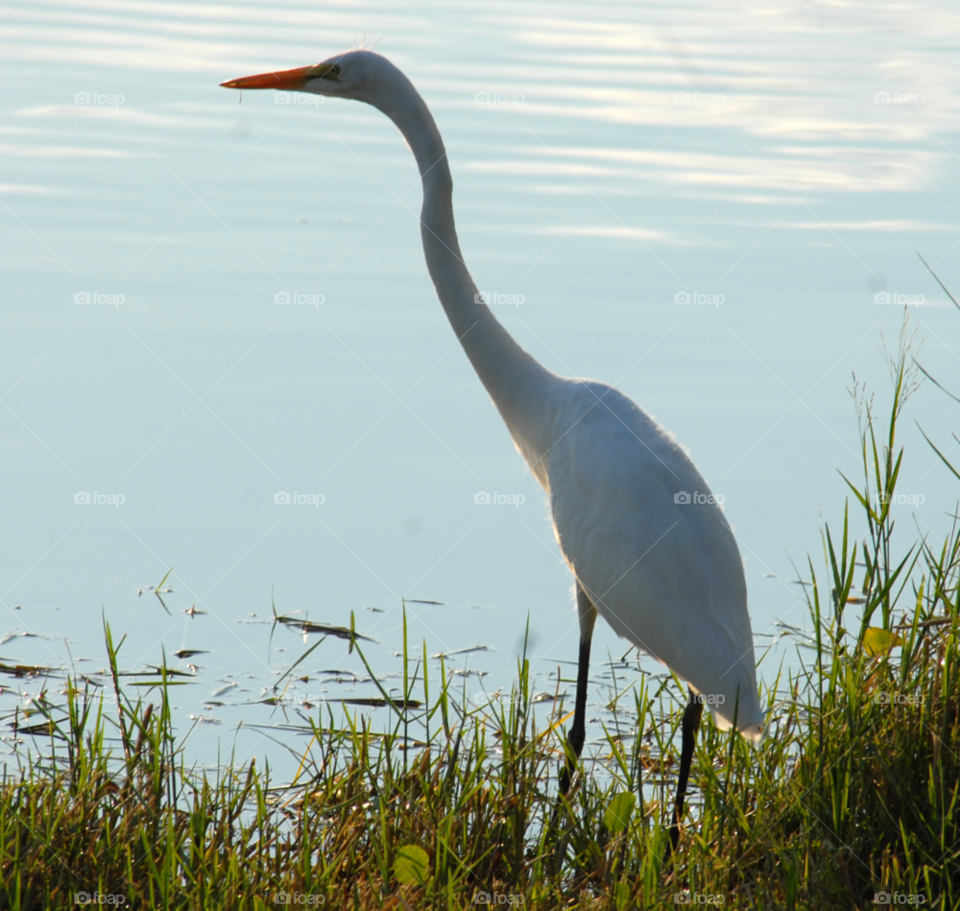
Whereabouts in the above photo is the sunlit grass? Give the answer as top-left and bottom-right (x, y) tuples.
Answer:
(2, 320), (958, 909)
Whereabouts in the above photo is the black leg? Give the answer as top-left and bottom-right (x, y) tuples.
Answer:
(559, 633), (592, 795)
(558, 582), (596, 797)
(668, 688), (703, 855)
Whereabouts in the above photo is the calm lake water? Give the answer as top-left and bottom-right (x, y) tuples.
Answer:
(2, 0), (959, 775)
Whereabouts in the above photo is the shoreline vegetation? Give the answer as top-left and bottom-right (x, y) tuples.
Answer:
(2, 317), (958, 909)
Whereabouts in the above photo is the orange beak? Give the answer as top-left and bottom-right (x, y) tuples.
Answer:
(220, 63), (337, 91)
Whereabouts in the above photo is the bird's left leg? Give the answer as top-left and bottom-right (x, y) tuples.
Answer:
(667, 687), (703, 855)
(558, 580), (597, 796)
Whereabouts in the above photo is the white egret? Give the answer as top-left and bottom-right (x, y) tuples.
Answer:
(222, 51), (765, 850)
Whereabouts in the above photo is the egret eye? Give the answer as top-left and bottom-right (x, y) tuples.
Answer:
(304, 63), (341, 80)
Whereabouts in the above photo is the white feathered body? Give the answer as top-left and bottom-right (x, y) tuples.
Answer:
(539, 379), (764, 738)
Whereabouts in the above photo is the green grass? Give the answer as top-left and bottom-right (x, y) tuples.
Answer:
(2, 320), (958, 909)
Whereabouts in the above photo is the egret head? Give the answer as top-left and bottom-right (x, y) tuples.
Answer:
(220, 50), (400, 107)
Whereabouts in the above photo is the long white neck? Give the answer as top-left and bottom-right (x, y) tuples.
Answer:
(368, 70), (556, 481)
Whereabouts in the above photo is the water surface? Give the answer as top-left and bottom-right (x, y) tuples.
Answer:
(2, 0), (959, 773)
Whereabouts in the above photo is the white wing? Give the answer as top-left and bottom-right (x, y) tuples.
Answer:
(544, 379), (764, 737)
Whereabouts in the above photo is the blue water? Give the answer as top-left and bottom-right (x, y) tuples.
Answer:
(2, 0), (959, 774)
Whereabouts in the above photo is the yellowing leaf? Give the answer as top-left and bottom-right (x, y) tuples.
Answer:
(614, 880), (632, 910)
(603, 792), (636, 833)
(864, 627), (901, 656)
(393, 845), (429, 885)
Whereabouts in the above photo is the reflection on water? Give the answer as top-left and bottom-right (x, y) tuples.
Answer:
(2, 0), (959, 773)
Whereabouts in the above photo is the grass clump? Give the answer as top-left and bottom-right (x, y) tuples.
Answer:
(1, 321), (958, 909)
